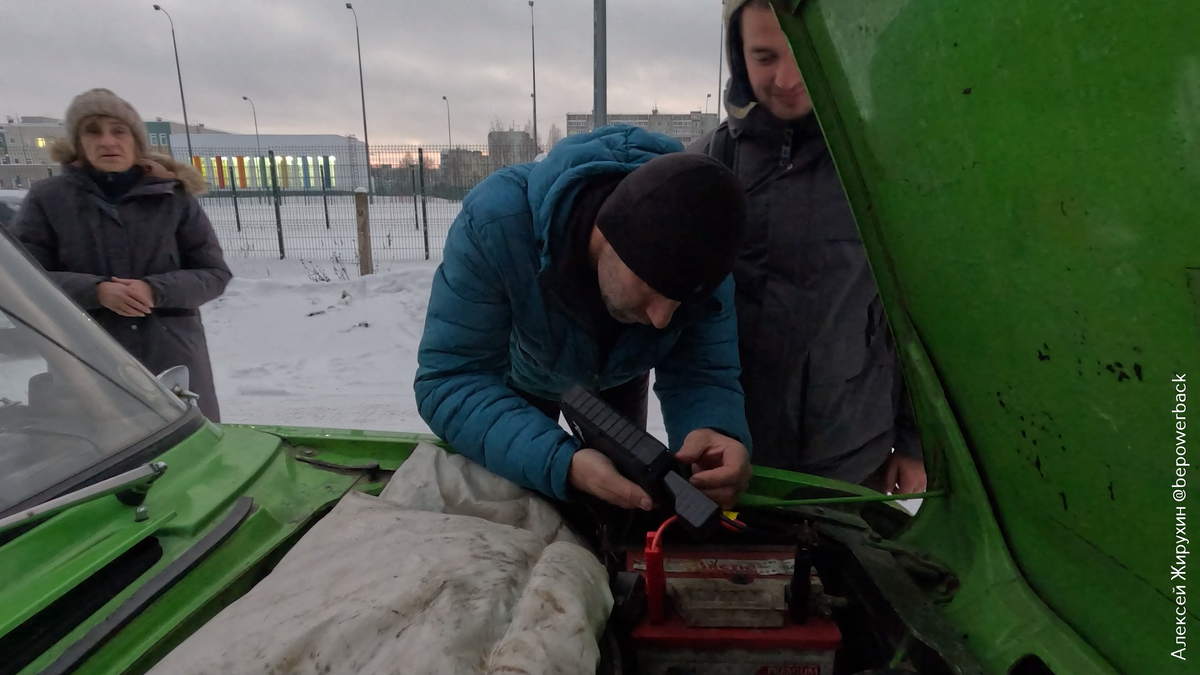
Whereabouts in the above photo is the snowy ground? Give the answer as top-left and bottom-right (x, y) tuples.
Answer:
(207, 259), (668, 441)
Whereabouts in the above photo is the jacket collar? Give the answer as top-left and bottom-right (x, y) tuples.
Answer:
(64, 163), (178, 201)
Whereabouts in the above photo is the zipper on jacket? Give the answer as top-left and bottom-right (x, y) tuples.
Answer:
(779, 128), (794, 168)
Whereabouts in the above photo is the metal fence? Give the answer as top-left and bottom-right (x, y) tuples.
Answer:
(0, 163), (62, 190)
(178, 143), (538, 262)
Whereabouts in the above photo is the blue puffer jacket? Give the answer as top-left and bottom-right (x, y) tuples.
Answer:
(414, 125), (751, 500)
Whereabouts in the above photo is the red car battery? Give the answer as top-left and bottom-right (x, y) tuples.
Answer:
(625, 541), (841, 675)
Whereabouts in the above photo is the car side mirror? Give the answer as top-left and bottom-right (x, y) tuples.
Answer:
(157, 365), (199, 407)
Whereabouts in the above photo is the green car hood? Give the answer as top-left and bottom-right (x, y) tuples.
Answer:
(770, 1), (1198, 673)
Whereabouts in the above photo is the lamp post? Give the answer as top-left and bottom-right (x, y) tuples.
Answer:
(593, 0), (607, 127)
(717, 3), (725, 123)
(442, 96), (455, 188)
(706, 93), (712, 115)
(242, 96), (262, 189)
(346, 3), (372, 192)
(442, 96), (452, 148)
(241, 96), (261, 157)
(529, 1), (538, 152)
(153, 4), (193, 162)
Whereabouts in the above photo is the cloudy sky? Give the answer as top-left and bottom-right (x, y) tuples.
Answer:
(3, 0), (728, 146)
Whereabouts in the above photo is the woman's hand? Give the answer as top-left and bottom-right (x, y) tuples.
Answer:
(97, 277), (154, 317)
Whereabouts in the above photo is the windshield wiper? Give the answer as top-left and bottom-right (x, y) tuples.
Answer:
(0, 462), (168, 535)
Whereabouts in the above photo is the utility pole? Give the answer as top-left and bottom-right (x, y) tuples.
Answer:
(241, 96), (261, 157)
(153, 5), (193, 162)
(593, 0), (607, 128)
(717, 3), (725, 123)
(242, 96), (261, 187)
(347, 4), (372, 193)
(529, 1), (538, 151)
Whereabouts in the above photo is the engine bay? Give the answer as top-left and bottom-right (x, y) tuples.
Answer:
(559, 385), (971, 675)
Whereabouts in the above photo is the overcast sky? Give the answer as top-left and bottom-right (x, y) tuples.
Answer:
(3, 0), (728, 146)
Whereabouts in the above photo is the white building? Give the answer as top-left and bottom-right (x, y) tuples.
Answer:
(1, 117), (69, 166)
(487, 130), (537, 171)
(566, 109), (719, 147)
(170, 133), (368, 192)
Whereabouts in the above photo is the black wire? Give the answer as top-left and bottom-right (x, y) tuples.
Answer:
(720, 514), (748, 529)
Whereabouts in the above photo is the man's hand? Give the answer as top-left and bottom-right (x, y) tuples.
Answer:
(883, 453), (927, 495)
(97, 278), (153, 317)
(674, 429), (752, 509)
(568, 447), (654, 511)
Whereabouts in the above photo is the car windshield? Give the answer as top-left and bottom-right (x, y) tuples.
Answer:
(0, 233), (186, 513)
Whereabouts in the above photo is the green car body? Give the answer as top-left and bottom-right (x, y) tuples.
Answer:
(772, 0), (1196, 673)
(1, 1), (1194, 673)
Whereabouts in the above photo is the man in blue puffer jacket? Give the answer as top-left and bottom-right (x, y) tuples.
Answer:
(415, 126), (752, 510)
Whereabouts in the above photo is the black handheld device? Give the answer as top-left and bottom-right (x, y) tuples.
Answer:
(560, 384), (721, 538)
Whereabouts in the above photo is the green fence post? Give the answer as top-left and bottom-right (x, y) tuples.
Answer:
(320, 157), (331, 230)
(227, 159), (241, 233)
(268, 150), (285, 259)
(410, 165), (421, 232)
(418, 148), (431, 261)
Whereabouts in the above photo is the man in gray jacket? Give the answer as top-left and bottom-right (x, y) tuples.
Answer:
(692, 0), (925, 493)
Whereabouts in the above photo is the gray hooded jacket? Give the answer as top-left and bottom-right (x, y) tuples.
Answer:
(690, 0), (920, 483)
(9, 143), (230, 422)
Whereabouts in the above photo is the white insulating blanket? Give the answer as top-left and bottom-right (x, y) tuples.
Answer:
(149, 442), (613, 675)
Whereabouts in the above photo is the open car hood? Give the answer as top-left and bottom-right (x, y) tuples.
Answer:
(773, 0), (1199, 673)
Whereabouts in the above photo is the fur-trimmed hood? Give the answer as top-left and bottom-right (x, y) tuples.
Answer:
(49, 137), (208, 195)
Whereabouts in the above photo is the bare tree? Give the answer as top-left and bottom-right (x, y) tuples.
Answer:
(522, 119), (543, 150)
(490, 115), (508, 133)
(546, 123), (563, 147)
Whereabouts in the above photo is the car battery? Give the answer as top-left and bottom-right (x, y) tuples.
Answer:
(625, 543), (841, 675)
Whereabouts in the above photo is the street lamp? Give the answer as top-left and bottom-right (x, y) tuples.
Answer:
(241, 96), (261, 157)
(442, 96), (452, 148)
(717, 4), (725, 123)
(706, 93), (712, 115)
(346, 3), (372, 192)
(529, 1), (538, 152)
(594, 0), (607, 127)
(242, 96), (263, 190)
(153, 4), (193, 161)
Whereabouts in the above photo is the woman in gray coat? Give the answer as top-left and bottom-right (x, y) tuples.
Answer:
(9, 88), (230, 421)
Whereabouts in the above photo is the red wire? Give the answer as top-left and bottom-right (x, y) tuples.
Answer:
(652, 515), (678, 550)
(653, 514), (747, 548)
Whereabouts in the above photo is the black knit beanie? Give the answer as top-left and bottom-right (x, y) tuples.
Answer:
(595, 153), (746, 303)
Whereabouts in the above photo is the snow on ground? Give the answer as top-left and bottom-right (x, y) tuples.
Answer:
(206, 259), (436, 434)
(206, 259), (667, 441)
